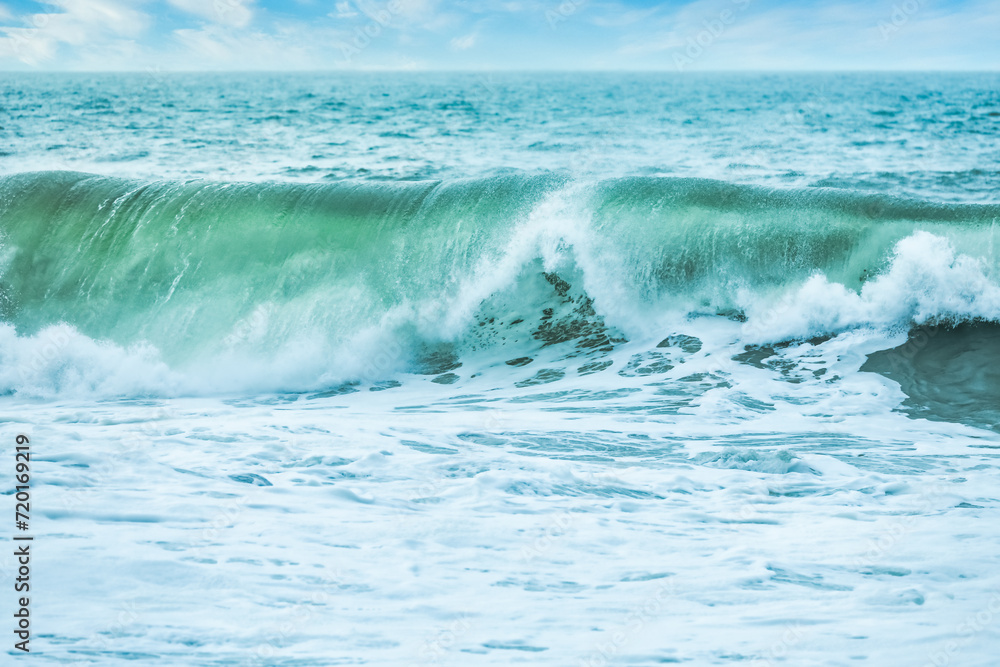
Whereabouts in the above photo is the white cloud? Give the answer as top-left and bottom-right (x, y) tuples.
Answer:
(392, 0), (447, 27)
(450, 31), (476, 50)
(0, 0), (998, 71)
(455, 0), (546, 12)
(0, 0), (148, 66)
(615, 0), (1000, 70)
(330, 1), (358, 19)
(167, 0), (255, 29)
(590, 6), (660, 28)
(168, 21), (356, 70)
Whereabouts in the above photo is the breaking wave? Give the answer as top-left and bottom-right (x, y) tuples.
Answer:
(1, 170), (999, 398)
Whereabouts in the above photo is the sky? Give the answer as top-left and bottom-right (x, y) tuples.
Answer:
(0, 0), (997, 71)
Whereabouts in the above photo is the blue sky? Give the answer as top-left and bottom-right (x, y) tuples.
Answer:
(0, 0), (997, 70)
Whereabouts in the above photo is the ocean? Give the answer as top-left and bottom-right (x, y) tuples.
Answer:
(3, 72), (1000, 665)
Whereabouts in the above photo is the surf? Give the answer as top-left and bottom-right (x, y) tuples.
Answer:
(1, 170), (999, 398)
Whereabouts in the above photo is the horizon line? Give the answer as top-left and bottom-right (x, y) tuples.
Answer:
(2, 68), (999, 75)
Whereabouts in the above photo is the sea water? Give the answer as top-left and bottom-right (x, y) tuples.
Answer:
(2, 72), (1000, 665)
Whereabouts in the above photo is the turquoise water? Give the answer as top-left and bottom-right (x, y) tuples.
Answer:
(3, 72), (999, 198)
(2, 73), (1000, 665)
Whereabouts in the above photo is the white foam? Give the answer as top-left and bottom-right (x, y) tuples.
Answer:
(3, 231), (999, 400)
(741, 231), (1000, 344)
(0, 323), (180, 399)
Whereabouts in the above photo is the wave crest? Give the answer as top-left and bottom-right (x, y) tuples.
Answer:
(1, 171), (999, 396)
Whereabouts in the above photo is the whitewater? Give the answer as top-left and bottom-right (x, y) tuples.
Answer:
(2, 72), (1000, 665)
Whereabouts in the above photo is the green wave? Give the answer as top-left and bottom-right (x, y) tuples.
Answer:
(1, 171), (998, 367)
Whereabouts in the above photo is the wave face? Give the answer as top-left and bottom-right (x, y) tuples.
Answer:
(2, 170), (1000, 397)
